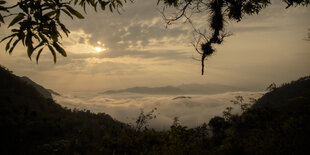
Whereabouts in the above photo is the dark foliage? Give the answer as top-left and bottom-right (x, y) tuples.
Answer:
(254, 76), (310, 108)
(1, 65), (310, 154)
(0, 65), (131, 154)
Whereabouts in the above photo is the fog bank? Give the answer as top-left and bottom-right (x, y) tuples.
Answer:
(54, 91), (264, 130)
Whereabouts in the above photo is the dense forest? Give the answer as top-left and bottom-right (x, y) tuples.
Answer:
(1, 65), (309, 154)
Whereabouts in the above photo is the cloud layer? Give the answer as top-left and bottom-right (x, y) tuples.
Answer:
(54, 91), (264, 130)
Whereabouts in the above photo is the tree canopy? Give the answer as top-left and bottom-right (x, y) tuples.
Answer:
(0, 0), (309, 74)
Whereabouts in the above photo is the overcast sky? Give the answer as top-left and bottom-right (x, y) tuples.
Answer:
(0, 0), (309, 93)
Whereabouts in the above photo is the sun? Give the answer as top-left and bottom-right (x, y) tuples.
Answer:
(94, 47), (105, 53)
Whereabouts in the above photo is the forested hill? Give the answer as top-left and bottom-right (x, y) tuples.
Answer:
(19, 76), (53, 99)
(254, 76), (310, 108)
(0, 66), (131, 154)
(1, 65), (309, 154)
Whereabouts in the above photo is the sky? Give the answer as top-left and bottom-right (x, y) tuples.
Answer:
(0, 0), (310, 93)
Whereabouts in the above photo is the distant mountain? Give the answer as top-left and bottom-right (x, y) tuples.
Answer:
(177, 83), (244, 94)
(102, 86), (184, 95)
(102, 83), (247, 95)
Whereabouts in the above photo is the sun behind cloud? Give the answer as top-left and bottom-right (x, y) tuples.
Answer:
(94, 47), (105, 53)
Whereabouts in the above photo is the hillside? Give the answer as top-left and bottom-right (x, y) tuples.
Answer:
(254, 76), (310, 108)
(19, 76), (53, 99)
(0, 66), (130, 154)
(1, 65), (309, 154)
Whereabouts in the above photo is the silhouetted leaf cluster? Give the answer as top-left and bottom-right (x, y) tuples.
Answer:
(0, 0), (128, 63)
(158, 0), (309, 74)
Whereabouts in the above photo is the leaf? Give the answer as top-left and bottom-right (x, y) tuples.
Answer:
(48, 44), (57, 63)
(1, 34), (16, 43)
(0, 5), (8, 12)
(52, 42), (67, 57)
(61, 9), (73, 19)
(79, 0), (85, 6)
(0, 14), (4, 23)
(83, 3), (86, 13)
(56, 10), (60, 19)
(59, 23), (70, 36)
(93, 2), (98, 12)
(39, 32), (48, 41)
(33, 41), (44, 51)
(25, 31), (33, 47)
(8, 13), (25, 27)
(33, 34), (40, 42)
(36, 48), (44, 63)
(116, 0), (123, 5)
(109, 3), (113, 12)
(11, 29), (19, 32)
(5, 37), (13, 51)
(44, 11), (57, 18)
(64, 5), (84, 19)
(49, 21), (59, 42)
(27, 44), (34, 59)
(14, 30), (25, 45)
(112, 1), (116, 8)
(50, 30), (59, 42)
(8, 39), (20, 54)
(0, 0), (6, 4)
(100, 1), (109, 10)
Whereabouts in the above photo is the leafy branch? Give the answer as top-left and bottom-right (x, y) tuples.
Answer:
(0, 0), (129, 63)
(157, 0), (310, 74)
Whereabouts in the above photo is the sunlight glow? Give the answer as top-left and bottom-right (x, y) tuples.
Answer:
(94, 47), (105, 52)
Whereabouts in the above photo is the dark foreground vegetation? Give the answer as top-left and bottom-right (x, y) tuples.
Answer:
(1, 65), (309, 154)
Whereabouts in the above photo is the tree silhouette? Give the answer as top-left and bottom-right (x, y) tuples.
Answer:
(0, 0), (309, 73)
(158, 0), (310, 74)
(0, 0), (129, 63)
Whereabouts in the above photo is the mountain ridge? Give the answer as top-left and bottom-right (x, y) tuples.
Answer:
(101, 83), (251, 95)
(19, 76), (53, 99)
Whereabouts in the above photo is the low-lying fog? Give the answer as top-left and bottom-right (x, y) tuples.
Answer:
(53, 91), (264, 130)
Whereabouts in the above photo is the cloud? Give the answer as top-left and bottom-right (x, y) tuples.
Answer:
(61, 0), (191, 59)
(53, 91), (264, 130)
(1, 0), (309, 96)
(230, 25), (283, 33)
